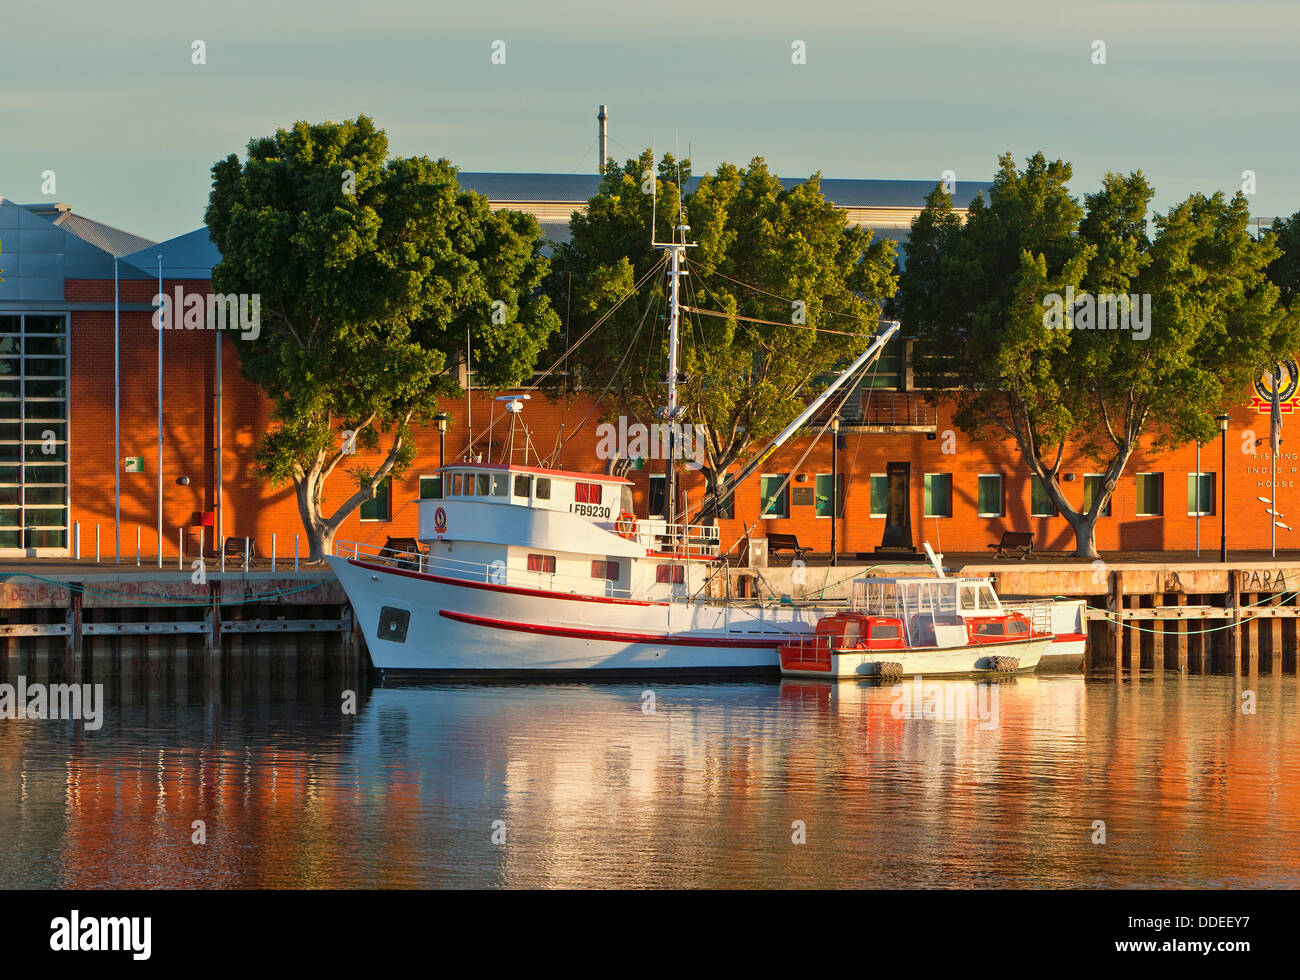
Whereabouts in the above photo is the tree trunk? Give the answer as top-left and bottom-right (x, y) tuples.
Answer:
(295, 476), (335, 563)
(1064, 508), (1102, 560)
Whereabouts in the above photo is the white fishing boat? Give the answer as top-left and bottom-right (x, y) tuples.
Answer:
(327, 225), (1072, 677)
(776, 576), (1054, 678)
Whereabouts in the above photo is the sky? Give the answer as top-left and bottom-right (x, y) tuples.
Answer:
(1, 0), (1297, 244)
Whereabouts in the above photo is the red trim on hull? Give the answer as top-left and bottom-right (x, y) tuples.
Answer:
(347, 559), (665, 607)
(439, 609), (789, 649)
(1052, 633), (1087, 643)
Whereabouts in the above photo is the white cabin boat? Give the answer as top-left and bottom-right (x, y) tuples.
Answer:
(776, 577), (1054, 678)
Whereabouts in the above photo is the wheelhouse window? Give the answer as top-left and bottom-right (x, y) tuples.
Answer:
(476, 473), (490, 496)
(575, 482), (603, 504)
(923, 473), (952, 518)
(527, 554), (556, 573)
(420, 475), (443, 500)
(759, 474), (788, 518)
(1136, 472), (1162, 516)
(655, 564), (685, 584)
(514, 474), (532, 498)
(452, 473), (463, 495)
(492, 473), (509, 497)
(536, 478), (552, 500)
(463, 473), (476, 496)
(360, 477), (391, 521)
(591, 560), (619, 580)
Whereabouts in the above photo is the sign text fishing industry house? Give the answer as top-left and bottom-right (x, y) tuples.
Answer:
(0, 182), (1293, 561)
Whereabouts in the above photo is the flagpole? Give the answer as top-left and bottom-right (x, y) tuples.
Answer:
(114, 256), (121, 563)
(157, 255), (163, 569)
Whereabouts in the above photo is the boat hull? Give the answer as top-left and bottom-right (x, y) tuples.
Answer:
(328, 556), (826, 675)
(779, 635), (1053, 678)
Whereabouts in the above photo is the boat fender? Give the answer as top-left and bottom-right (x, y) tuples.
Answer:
(986, 656), (1019, 673)
(874, 662), (904, 681)
(615, 512), (638, 540)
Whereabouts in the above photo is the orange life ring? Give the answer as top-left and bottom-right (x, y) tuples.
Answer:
(615, 511), (638, 540)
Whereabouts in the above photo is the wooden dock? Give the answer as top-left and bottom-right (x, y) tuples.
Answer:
(0, 565), (366, 683)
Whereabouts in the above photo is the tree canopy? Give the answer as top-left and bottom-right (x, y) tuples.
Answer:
(205, 115), (559, 558)
(902, 151), (1299, 557)
(547, 151), (897, 519)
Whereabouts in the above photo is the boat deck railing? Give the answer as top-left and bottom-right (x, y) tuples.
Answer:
(337, 540), (640, 600)
(631, 521), (721, 558)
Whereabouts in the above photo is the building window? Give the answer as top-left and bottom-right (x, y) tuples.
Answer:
(535, 478), (551, 500)
(1031, 476), (1057, 517)
(814, 474), (843, 518)
(591, 559), (619, 580)
(575, 482), (603, 504)
(1082, 474), (1112, 516)
(656, 564), (685, 584)
(419, 476), (443, 500)
(360, 477), (391, 521)
(0, 315), (70, 552)
(977, 474), (1003, 517)
(1188, 473), (1214, 516)
(514, 474), (531, 497)
(759, 474), (789, 518)
(527, 553), (556, 573)
(923, 473), (952, 518)
(648, 475), (666, 518)
(1136, 473), (1162, 516)
(869, 474), (888, 518)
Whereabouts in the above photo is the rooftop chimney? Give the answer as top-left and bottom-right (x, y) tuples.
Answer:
(597, 105), (608, 176)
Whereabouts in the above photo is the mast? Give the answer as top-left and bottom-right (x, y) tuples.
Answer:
(655, 219), (692, 528)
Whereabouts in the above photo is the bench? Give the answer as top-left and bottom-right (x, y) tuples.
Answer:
(987, 531), (1035, 560)
(382, 536), (424, 562)
(767, 532), (811, 562)
(223, 536), (258, 565)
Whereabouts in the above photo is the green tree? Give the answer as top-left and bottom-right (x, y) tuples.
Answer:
(904, 151), (1298, 558)
(205, 116), (559, 560)
(548, 152), (897, 520)
(1265, 211), (1300, 305)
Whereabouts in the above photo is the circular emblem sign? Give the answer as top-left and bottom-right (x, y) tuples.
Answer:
(1254, 358), (1299, 405)
(434, 506), (447, 534)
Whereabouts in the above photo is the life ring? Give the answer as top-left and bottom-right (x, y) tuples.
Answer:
(615, 511), (638, 540)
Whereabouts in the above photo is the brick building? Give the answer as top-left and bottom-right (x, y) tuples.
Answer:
(0, 182), (1290, 560)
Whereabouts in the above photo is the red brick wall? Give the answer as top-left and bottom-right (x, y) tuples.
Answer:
(65, 277), (1289, 558)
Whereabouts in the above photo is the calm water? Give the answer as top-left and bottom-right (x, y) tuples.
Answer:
(2, 662), (1299, 888)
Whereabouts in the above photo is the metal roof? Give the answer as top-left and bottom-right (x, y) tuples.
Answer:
(458, 172), (992, 209)
(21, 203), (155, 258)
(121, 227), (223, 280)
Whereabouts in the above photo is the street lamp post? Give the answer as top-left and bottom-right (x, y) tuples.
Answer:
(830, 415), (840, 566)
(1217, 414), (1230, 563)
(435, 412), (451, 467)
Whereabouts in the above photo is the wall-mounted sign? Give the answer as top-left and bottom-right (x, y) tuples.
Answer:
(1251, 359), (1299, 414)
(123, 457), (144, 472)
